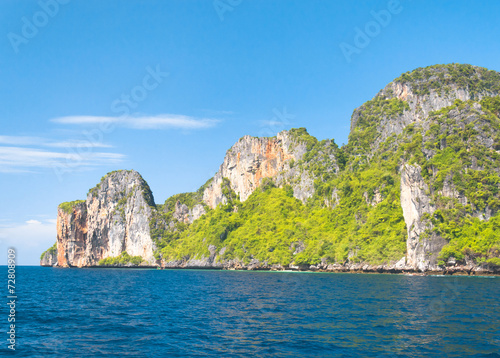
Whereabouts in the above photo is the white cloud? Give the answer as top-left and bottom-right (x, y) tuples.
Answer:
(51, 116), (118, 125)
(44, 140), (112, 148)
(0, 135), (112, 148)
(0, 135), (44, 146)
(52, 114), (220, 130)
(259, 120), (291, 127)
(0, 219), (56, 265)
(0, 146), (124, 173)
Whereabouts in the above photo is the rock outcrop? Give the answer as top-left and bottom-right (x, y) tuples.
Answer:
(173, 201), (206, 224)
(51, 170), (157, 267)
(56, 201), (87, 267)
(400, 164), (446, 271)
(40, 247), (58, 267)
(85, 170), (155, 265)
(351, 65), (500, 150)
(202, 131), (307, 208)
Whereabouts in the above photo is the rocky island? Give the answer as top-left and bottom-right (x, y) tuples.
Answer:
(41, 64), (500, 275)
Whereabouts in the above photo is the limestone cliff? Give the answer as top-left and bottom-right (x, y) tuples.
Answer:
(400, 164), (446, 271)
(351, 64), (500, 151)
(85, 170), (155, 265)
(202, 131), (308, 208)
(173, 201), (206, 224)
(50, 170), (156, 267)
(56, 201), (87, 267)
(40, 244), (57, 267)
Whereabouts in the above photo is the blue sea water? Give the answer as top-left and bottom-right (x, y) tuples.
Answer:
(0, 267), (499, 357)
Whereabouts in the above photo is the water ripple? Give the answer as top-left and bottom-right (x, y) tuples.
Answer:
(0, 268), (498, 357)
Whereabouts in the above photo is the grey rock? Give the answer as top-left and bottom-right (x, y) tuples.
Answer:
(40, 248), (58, 267)
(55, 170), (157, 267)
(202, 130), (310, 208)
(400, 164), (447, 271)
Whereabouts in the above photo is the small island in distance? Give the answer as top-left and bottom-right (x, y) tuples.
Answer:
(41, 63), (500, 275)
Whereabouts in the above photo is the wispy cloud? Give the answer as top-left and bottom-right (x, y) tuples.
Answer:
(0, 136), (112, 148)
(259, 120), (293, 127)
(26, 219), (42, 225)
(0, 135), (43, 146)
(51, 114), (220, 130)
(0, 146), (124, 173)
(44, 140), (112, 148)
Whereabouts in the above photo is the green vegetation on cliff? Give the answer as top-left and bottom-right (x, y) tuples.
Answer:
(58, 200), (85, 214)
(349, 97), (409, 154)
(40, 242), (57, 260)
(98, 251), (144, 266)
(395, 63), (500, 97)
(158, 144), (408, 266)
(288, 127), (318, 151)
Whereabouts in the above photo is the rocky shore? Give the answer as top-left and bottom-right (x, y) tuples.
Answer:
(157, 255), (499, 275)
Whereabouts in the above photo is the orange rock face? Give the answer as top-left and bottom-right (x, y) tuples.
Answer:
(56, 204), (88, 267)
(203, 132), (300, 209)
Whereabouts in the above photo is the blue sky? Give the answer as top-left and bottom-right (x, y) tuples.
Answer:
(1, 0), (500, 265)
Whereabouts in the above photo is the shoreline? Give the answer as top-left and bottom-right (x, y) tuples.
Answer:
(40, 264), (500, 276)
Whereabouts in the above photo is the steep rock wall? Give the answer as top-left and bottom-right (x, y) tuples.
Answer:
(40, 248), (58, 267)
(85, 170), (155, 265)
(173, 201), (206, 224)
(56, 202), (87, 267)
(51, 170), (157, 267)
(203, 131), (306, 208)
(400, 164), (446, 271)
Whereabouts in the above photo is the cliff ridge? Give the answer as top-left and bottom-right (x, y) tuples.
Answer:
(41, 64), (500, 274)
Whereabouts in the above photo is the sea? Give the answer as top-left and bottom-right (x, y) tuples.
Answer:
(1, 266), (499, 357)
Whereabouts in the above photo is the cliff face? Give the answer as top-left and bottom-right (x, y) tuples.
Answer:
(51, 170), (156, 267)
(351, 65), (500, 151)
(56, 202), (87, 267)
(345, 64), (500, 271)
(202, 131), (307, 208)
(173, 201), (206, 224)
(85, 170), (155, 265)
(40, 246), (57, 267)
(400, 164), (446, 271)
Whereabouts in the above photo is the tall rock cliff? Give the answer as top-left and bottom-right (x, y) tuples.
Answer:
(202, 131), (309, 208)
(345, 64), (500, 271)
(85, 170), (155, 265)
(44, 170), (157, 267)
(56, 201), (87, 267)
(400, 164), (446, 271)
